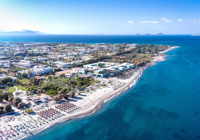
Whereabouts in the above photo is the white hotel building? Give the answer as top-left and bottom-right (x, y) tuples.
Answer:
(18, 65), (53, 77)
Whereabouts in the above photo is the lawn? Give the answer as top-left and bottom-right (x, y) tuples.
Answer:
(6, 85), (27, 93)
(16, 85), (27, 91)
(20, 79), (31, 86)
(6, 87), (16, 93)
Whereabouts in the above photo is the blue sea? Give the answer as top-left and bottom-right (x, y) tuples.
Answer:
(1, 35), (200, 140)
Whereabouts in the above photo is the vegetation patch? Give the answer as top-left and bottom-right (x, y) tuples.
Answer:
(19, 79), (31, 86)
(6, 87), (16, 93)
(25, 108), (34, 114)
(16, 85), (27, 91)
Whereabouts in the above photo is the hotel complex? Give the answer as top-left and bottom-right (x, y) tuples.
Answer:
(83, 62), (135, 77)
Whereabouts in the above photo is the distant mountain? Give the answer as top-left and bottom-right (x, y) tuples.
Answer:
(0, 29), (44, 35)
(156, 33), (164, 35)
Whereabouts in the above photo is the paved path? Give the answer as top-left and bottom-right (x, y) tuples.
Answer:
(13, 86), (17, 97)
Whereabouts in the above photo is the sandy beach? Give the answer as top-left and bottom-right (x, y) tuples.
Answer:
(0, 46), (176, 140)
(159, 46), (177, 54)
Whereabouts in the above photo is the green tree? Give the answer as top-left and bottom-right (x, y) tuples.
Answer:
(84, 78), (89, 84)
(8, 96), (14, 104)
(13, 97), (21, 107)
(0, 94), (3, 102)
(4, 104), (12, 112)
(22, 73), (28, 78)
(77, 81), (83, 86)
(59, 74), (65, 78)
(62, 94), (69, 100)
(2, 92), (12, 101)
(48, 75), (52, 80)
(18, 102), (24, 109)
(7, 82), (13, 86)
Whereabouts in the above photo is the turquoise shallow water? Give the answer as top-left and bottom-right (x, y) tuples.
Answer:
(2, 35), (199, 140)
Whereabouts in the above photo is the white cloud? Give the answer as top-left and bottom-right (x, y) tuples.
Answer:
(188, 19), (199, 23)
(151, 21), (159, 23)
(161, 18), (172, 23)
(178, 19), (183, 21)
(140, 21), (148, 23)
(128, 21), (133, 24)
(140, 21), (159, 24)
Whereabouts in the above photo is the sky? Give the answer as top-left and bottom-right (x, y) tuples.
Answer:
(0, 0), (200, 34)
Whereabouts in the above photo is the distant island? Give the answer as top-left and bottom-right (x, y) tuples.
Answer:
(191, 34), (200, 36)
(0, 30), (165, 36)
(0, 29), (43, 35)
(135, 33), (164, 36)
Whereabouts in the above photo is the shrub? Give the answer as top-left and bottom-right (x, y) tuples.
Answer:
(90, 87), (94, 91)
(95, 80), (101, 83)
(101, 83), (106, 87)
(57, 87), (62, 92)
(78, 91), (82, 95)
(68, 91), (75, 98)
(48, 90), (57, 96)
(25, 108), (33, 114)
(53, 96), (59, 103)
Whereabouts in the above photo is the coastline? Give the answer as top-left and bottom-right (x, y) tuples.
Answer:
(15, 46), (176, 140)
